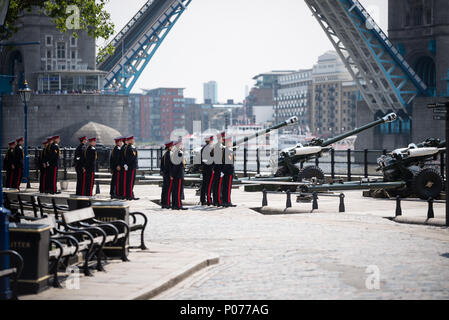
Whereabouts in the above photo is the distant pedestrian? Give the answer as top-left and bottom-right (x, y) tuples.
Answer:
(74, 136), (87, 196)
(110, 137), (124, 199)
(3, 140), (16, 189)
(83, 137), (97, 196)
(161, 141), (174, 209)
(12, 137), (24, 190)
(124, 136), (139, 200)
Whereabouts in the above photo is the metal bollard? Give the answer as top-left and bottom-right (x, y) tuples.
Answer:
(312, 192), (318, 210)
(339, 193), (345, 213)
(395, 196), (402, 217)
(0, 207), (12, 300)
(286, 190), (292, 209)
(427, 197), (434, 219)
(262, 189), (268, 207)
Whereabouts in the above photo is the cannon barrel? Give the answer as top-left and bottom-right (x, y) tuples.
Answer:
(233, 116), (298, 148)
(318, 113), (397, 148)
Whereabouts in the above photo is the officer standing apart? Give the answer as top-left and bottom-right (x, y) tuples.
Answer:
(200, 136), (215, 206)
(110, 137), (124, 199)
(170, 141), (186, 210)
(84, 137), (97, 196)
(212, 132), (225, 207)
(161, 141), (174, 209)
(47, 136), (61, 194)
(4, 140), (16, 188)
(221, 137), (236, 207)
(74, 136), (87, 196)
(13, 137), (25, 190)
(124, 136), (139, 201)
(39, 139), (48, 193)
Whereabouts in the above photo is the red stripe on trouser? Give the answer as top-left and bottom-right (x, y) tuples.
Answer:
(53, 167), (57, 193)
(123, 171), (127, 197)
(228, 175), (232, 203)
(218, 177), (223, 204)
(129, 170), (135, 198)
(116, 171), (119, 195)
(178, 179), (181, 207)
(208, 171), (214, 204)
(167, 179), (173, 207)
(16, 168), (21, 190)
(90, 173), (94, 196)
(82, 172), (86, 196)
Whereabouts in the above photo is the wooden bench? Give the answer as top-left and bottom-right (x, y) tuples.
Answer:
(21, 215), (93, 287)
(0, 250), (24, 300)
(36, 195), (69, 219)
(128, 211), (148, 250)
(4, 193), (42, 221)
(61, 207), (130, 273)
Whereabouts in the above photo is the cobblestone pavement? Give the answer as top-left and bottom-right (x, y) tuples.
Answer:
(122, 185), (449, 300)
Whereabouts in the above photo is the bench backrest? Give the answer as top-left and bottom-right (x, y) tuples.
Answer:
(52, 197), (69, 206)
(37, 196), (53, 205)
(5, 193), (19, 202)
(62, 207), (95, 225)
(19, 194), (36, 203)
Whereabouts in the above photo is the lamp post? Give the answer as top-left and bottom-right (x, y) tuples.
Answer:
(18, 80), (31, 188)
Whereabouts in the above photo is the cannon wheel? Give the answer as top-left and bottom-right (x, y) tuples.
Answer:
(385, 168), (414, 198)
(296, 166), (325, 183)
(412, 168), (443, 200)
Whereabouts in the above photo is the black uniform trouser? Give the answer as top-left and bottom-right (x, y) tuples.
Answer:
(12, 167), (23, 190)
(110, 169), (120, 197)
(212, 165), (223, 206)
(84, 170), (95, 196)
(117, 170), (125, 199)
(75, 167), (84, 196)
(221, 166), (234, 205)
(200, 165), (213, 205)
(125, 168), (136, 199)
(5, 169), (14, 188)
(161, 174), (171, 207)
(39, 168), (46, 193)
(172, 176), (184, 209)
(46, 166), (58, 194)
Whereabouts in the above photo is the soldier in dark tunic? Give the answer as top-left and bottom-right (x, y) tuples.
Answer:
(221, 137), (237, 207)
(74, 136), (87, 196)
(170, 141), (187, 210)
(38, 139), (49, 193)
(110, 137), (124, 199)
(46, 135), (61, 194)
(3, 141), (16, 188)
(43, 137), (53, 193)
(161, 141), (174, 209)
(124, 136), (139, 201)
(12, 137), (24, 190)
(200, 136), (214, 206)
(83, 137), (97, 196)
(212, 132), (225, 207)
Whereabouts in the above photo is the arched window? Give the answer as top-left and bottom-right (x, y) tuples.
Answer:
(415, 56), (436, 94)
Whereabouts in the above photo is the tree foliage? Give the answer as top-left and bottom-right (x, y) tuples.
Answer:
(1, 0), (115, 61)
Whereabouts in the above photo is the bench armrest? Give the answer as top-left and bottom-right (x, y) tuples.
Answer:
(55, 229), (94, 249)
(130, 212), (148, 228)
(94, 219), (130, 242)
(51, 235), (79, 257)
(81, 221), (119, 244)
(65, 224), (105, 247)
(0, 250), (24, 278)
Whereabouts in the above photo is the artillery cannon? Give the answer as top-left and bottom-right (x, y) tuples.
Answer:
(271, 113), (398, 182)
(186, 116), (299, 174)
(376, 138), (446, 199)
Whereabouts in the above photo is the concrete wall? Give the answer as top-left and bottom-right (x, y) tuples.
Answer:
(1, 94), (129, 147)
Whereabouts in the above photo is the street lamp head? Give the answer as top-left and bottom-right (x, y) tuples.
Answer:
(18, 80), (32, 104)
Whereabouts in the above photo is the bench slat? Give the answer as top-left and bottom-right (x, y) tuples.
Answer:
(62, 207), (95, 224)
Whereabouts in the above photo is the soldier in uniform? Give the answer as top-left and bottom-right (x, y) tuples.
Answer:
(4, 141), (16, 188)
(110, 137), (124, 199)
(124, 136), (139, 201)
(212, 132), (225, 207)
(170, 141), (187, 210)
(160, 141), (174, 209)
(46, 135), (61, 194)
(43, 137), (53, 193)
(39, 139), (49, 193)
(12, 137), (24, 190)
(200, 136), (215, 206)
(221, 137), (237, 207)
(74, 136), (87, 196)
(84, 137), (97, 196)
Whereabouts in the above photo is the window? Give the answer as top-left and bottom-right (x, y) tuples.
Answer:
(46, 35), (53, 46)
(70, 36), (77, 47)
(47, 64), (52, 71)
(57, 42), (66, 59)
(47, 50), (52, 59)
(71, 50), (77, 59)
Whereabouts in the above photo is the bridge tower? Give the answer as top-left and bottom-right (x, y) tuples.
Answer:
(357, 0), (449, 150)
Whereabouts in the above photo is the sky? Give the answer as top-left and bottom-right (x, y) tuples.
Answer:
(100, 0), (388, 102)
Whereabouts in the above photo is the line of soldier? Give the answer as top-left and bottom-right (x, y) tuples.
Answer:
(160, 132), (236, 210)
(3, 137), (25, 190)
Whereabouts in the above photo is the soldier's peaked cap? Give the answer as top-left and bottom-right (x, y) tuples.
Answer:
(8, 140), (16, 146)
(114, 137), (123, 142)
(16, 137), (24, 143)
(79, 136), (87, 142)
(165, 141), (174, 148)
(88, 137), (96, 142)
(52, 135), (60, 140)
(126, 135), (134, 140)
